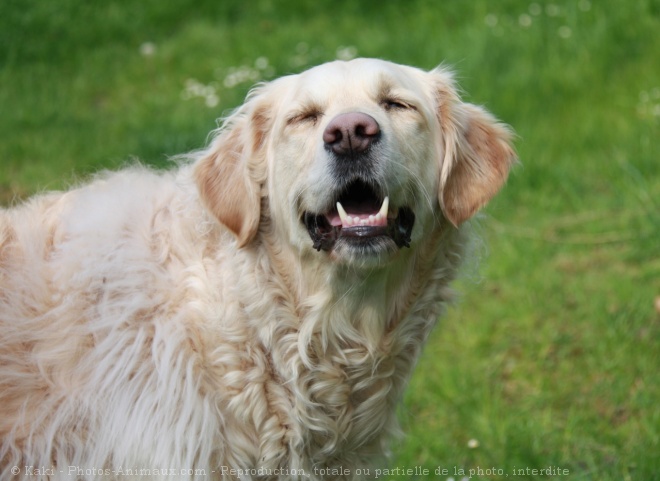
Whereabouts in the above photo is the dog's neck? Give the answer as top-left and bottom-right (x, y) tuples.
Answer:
(242, 223), (459, 464)
(214, 215), (465, 470)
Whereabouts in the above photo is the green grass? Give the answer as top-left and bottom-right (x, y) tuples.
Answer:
(1, 1), (659, 479)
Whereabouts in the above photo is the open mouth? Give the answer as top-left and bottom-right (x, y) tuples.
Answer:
(302, 179), (415, 253)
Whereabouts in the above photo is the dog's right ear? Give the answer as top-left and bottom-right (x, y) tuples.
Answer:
(194, 93), (271, 247)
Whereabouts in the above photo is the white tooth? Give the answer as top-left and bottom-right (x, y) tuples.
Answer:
(337, 202), (349, 225)
(378, 196), (389, 219)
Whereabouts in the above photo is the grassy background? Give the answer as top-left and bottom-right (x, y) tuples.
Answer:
(1, 1), (658, 479)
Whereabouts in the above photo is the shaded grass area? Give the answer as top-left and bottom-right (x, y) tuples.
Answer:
(1, 1), (659, 479)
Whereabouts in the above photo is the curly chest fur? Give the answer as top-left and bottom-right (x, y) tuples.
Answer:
(209, 311), (430, 476)
(204, 241), (458, 477)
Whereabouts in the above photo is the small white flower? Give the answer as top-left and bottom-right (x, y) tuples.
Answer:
(336, 46), (358, 61)
(578, 0), (591, 12)
(519, 14), (532, 27)
(546, 4), (561, 16)
(529, 3), (542, 16)
(289, 54), (308, 68)
(183, 78), (203, 97)
(467, 438), (479, 449)
(182, 78), (220, 107)
(205, 94), (219, 108)
(223, 76), (237, 89)
(255, 56), (269, 70)
(484, 13), (498, 27)
(139, 42), (156, 57)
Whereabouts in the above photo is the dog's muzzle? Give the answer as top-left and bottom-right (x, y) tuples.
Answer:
(302, 112), (416, 255)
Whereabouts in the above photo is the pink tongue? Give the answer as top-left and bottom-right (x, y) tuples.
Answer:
(328, 212), (343, 227)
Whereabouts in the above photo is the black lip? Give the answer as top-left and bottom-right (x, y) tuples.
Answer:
(303, 207), (415, 253)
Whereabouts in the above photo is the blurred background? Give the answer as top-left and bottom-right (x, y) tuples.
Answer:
(1, 1), (658, 479)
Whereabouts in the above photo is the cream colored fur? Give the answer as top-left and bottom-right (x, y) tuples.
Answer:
(0, 58), (515, 480)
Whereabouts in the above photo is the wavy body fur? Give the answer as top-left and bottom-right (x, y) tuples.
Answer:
(0, 59), (515, 480)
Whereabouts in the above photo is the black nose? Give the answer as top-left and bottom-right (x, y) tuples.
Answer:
(323, 112), (380, 156)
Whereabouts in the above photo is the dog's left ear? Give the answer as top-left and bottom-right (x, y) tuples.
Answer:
(194, 94), (270, 247)
(435, 71), (517, 226)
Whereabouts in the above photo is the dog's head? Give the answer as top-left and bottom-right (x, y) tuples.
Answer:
(195, 59), (516, 267)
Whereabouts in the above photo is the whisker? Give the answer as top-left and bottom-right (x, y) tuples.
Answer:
(387, 157), (441, 226)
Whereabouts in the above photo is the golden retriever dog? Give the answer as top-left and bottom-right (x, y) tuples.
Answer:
(0, 58), (515, 480)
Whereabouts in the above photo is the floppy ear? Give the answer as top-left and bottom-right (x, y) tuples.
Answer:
(194, 96), (270, 247)
(435, 74), (517, 226)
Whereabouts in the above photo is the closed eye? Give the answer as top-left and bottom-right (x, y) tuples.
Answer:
(287, 108), (324, 126)
(381, 98), (416, 111)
